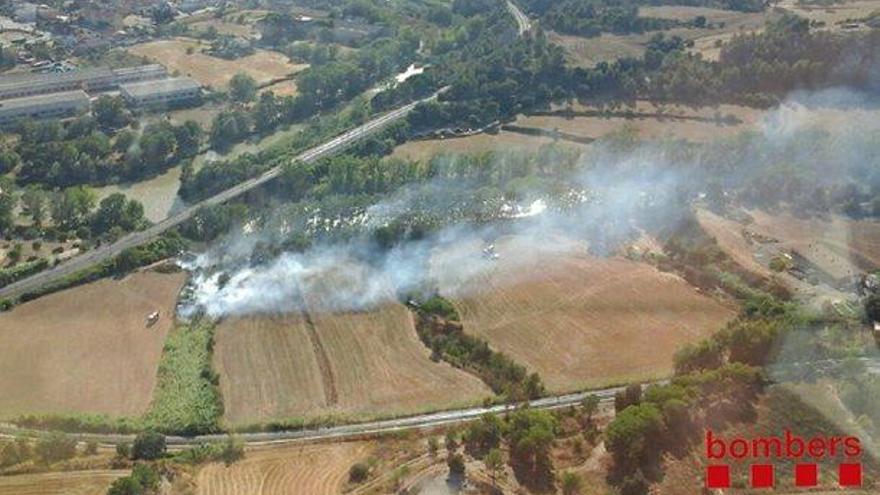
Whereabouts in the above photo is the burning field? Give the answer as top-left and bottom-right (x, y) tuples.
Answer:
(212, 262), (490, 426)
(430, 235), (737, 392)
(0, 270), (186, 418)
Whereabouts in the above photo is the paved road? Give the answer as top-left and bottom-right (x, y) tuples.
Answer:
(0, 94), (439, 301)
(506, 0), (532, 36)
(0, 383), (634, 448)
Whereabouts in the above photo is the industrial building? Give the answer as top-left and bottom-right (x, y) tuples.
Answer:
(0, 64), (168, 100)
(119, 77), (201, 108)
(0, 90), (90, 126)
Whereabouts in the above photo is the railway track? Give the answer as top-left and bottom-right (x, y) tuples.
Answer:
(0, 383), (637, 448)
(0, 92), (442, 301)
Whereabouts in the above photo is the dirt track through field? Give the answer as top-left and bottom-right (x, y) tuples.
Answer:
(300, 307), (338, 406)
(214, 262), (491, 426)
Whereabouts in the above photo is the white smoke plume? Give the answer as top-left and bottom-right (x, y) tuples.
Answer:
(180, 88), (880, 320)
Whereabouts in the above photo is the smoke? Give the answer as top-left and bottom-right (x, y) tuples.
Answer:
(180, 88), (880, 320)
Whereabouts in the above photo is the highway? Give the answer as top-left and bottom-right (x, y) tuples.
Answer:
(0, 383), (633, 448)
(0, 93), (439, 301)
(506, 0), (532, 36)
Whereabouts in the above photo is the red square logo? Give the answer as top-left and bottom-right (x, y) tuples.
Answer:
(706, 465), (730, 488)
(839, 463), (862, 487)
(751, 464), (774, 488)
(795, 463), (818, 487)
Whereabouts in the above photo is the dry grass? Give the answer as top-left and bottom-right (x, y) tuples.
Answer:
(431, 235), (736, 392)
(260, 79), (299, 97)
(0, 271), (186, 418)
(391, 131), (585, 162)
(548, 31), (646, 68)
(93, 165), (185, 223)
(167, 103), (224, 128)
(214, 266), (490, 426)
(549, 7), (769, 66)
(777, 0), (880, 28)
(195, 442), (369, 495)
(745, 210), (880, 279)
(696, 208), (772, 278)
(188, 19), (256, 38)
(517, 100), (763, 142)
(127, 38), (307, 90)
(0, 470), (126, 495)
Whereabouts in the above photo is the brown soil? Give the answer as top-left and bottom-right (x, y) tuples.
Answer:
(431, 235), (736, 392)
(0, 470), (126, 495)
(127, 39), (307, 90)
(214, 266), (490, 426)
(0, 271), (186, 418)
(195, 442), (369, 495)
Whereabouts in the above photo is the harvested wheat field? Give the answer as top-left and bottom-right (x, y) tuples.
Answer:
(516, 100), (763, 142)
(391, 131), (584, 162)
(0, 470), (126, 495)
(431, 234), (736, 392)
(196, 442), (370, 495)
(127, 39), (307, 89)
(0, 270), (186, 418)
(214, 264), (490, 426)
(748, 210), (880, 279)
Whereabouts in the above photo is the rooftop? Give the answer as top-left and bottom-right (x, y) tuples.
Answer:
(0, 64), (166, 93)
(119, 77), (201, 98)
(0, 90), (89, 111)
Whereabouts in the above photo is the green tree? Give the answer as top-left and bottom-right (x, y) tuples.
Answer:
(581, 394), (600, 423)
(428, 437), (439, 456)
(349, 462), (369, 483)
(106, 476), (143, 495)
(0, 177), (15, 234)
(447, 452), (466, 476)
(20, 186), (47, 227)
(132, 431), (166, 460)
(614, 384), (642, 413)
(116, 442), (131, 459)
(507, 409), (558, 487)
(465, 413), (504, 456)
(0, 148), (20, 174)
(210, 109), (251, 150)
(229, 72), (257, 103)
(50, 186), (96, 231)
(864, 293), (880, 323)
(131, 464), (160, 491)
(605, 404), (665, 481)
(139, 124), (177, 172)
(35, 432), (77, 464)
(561, 471), (583, 495)
(253, 92), (280, 133)
(114, 130), (137, 153)
(485, 448), (504, 486)
(219, 436), (244, 465)
(91, 193), (145, 235)
(93, 95), (130, 129)
(174, 120), (203, 158)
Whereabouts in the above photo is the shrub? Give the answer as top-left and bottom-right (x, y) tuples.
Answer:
(349, 462), (369, 483)
(35, 432), (77, 464)
(132, 431), (166, 460)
